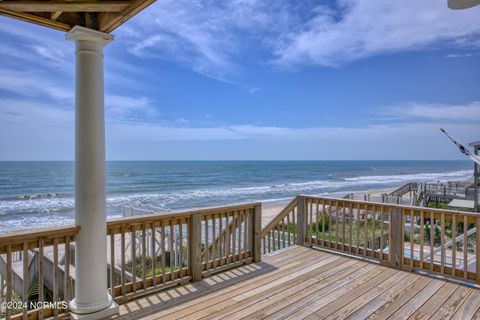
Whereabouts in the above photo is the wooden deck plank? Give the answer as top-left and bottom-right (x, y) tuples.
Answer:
(365, 276), (434, 319)
(346, 273), (424, 319)
(180, 254), (345, 320)
(407, 282), (459, 320)
(208, 258), (363, 320)
(425, 285), (472, 320)
(119, 247), (324, 319)
(112, 246), (480, 320)
(385, 281), (446, 319)
(261, 262), (379, 320)
(323, 271), (410, 319)
(450, 288), (480, 320)
(303, 268), (399, 319)
(282, 267), (393, 319)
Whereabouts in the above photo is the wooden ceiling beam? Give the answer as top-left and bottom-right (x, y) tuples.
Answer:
(51, 11), (62, 20)
(0, 1), (131, 12)
(98, 0), (154, 33)
(0, 8), (71, 31)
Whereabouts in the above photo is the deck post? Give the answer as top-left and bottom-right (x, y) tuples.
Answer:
(66, 26), (118, 319)
(189, 213), (202, 281)
(389, 207), (403, 269)
(252, 204), (262, 262)
(296, 195), (306, 246)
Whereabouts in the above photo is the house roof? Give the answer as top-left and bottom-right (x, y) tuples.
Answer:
(448, 198), (475, 209)
(0, 0), (155, 33)
(469, 140), (480, 148)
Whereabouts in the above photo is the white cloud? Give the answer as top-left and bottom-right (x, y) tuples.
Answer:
(275, 0), (480, 67)
(121, 0), (295, 79)
(106, 95), (159, 121)
(0, 69), (74, 101)
(388, 101), (480, 122)
(119, 0), (480, 75)
(1, 95), (478, 160)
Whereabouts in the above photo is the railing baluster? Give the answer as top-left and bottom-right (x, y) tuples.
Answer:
(452, 214), (456, 277)
(152, 223), (157, 286)
(179, 219), (184, 278)
(441, 213), (445, 274)
(322, 201), (326, 247)
(161, 222), (166, 283)
(476, 217), (480, 283)
(276, 218), (280, 251)
(410, 209), (414, 268)
(309, 199), (313, 245)
(364, 205), (368, 256)
(6, 245), (12, 320)
(52, 238), (59, 317)
(169, 220), (174, 281)
(65, 236), (72, 303)
(121, 227), (126, 296)
(380, 206), (384, 261)
(141, 224), (147, 289)
(342, 202), (346, 251)
(219, 213), (223, 267)
(287, 212), (291, 246)
(225, 213), (230, 264)
(238, 211), (243, 260)
(131, 226), (137, 293)
(212, 214), (217, 268)
(110, 231), (115, 299)
(419, 210), (424, 269)
(335, 201), (339, 250)
(430, 211), (434, 271)
(268, 230), (272, 253)
(464, 215), (468, 279)
(204, 215), (209, 271)
(349, 203), (353, 253)
(282, 216), (286, 249)
(232, 212), (237, 262)
(39, 239), (45, 320)
(315, 200), (320, 245)
(22, 241), (28, 320)
(356, 203), (361, 255)
(371, 205), (376, 258)
(245, 209), (249, 256)
(292, 207), (296, 244)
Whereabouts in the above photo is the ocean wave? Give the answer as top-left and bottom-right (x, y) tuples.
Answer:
(344, 170), (472, 184)
(0, 169), (472, 216)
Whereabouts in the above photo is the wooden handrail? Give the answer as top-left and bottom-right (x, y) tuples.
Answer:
(301, 194), (480, 218)
(261, 197), (297, 238)
(0, 226), (80, 254)
(107, 202), (260, 231)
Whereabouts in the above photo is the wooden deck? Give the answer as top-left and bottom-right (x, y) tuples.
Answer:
(112, 246), (480, 320)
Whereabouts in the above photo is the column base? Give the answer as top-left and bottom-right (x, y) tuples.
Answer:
(70, 302), (119, 320)
(69, 294), (118, 320)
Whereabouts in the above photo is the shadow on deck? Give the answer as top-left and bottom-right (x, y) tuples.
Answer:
(112, 246), (480, 320)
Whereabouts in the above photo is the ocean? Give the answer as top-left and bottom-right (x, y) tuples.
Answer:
(0, 160), (473, 233)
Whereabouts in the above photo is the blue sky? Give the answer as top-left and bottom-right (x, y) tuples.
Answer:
(0, 0), (479, 160)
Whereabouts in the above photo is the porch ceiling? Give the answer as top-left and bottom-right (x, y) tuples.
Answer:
(0, 0), (155, 33)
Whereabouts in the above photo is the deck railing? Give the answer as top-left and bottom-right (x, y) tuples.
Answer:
(0, 226), (79, 320)
(0, 203), (261, 320)
(264, 195), (480, 285)
(1, 195), (478, 319)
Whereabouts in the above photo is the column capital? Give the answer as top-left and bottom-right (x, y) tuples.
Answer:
(66, 25), (114, 46)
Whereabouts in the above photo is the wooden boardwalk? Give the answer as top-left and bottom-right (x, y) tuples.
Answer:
(113, 246), (480, 320)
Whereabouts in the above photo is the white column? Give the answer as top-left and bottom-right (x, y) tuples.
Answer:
(66, 26), (118, 320)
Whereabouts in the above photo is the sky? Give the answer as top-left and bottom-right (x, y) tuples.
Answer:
(0, 0), (479, 161)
